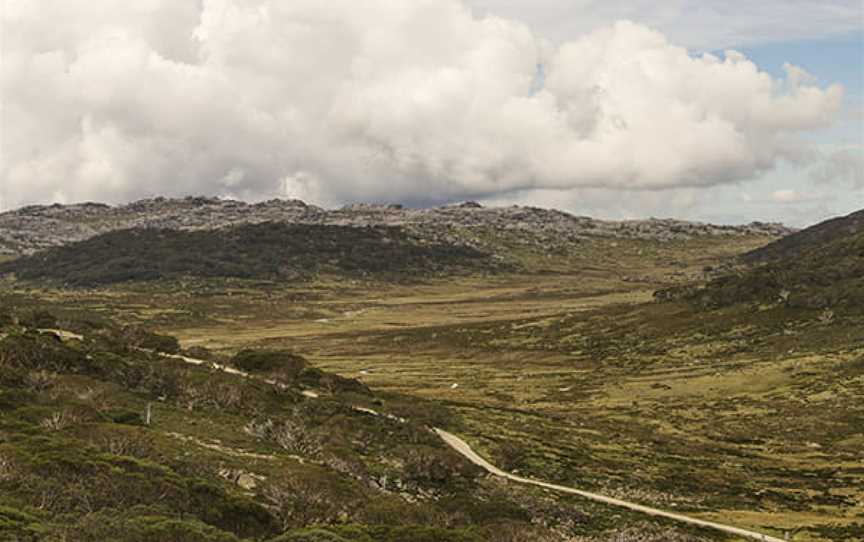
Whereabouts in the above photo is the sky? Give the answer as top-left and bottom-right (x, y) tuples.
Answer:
(1, 0), (862, 226)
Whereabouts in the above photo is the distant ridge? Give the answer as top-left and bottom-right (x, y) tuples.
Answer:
(0, 197), (792, 257)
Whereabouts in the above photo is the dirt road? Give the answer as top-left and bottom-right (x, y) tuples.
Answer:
(435, 429), (787, 542)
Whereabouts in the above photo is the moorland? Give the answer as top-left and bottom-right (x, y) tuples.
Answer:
(0, 200), (860, 542)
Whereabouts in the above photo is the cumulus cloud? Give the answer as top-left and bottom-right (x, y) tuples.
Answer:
(0, 0), (846, 210)
(769, 189), (822, 204)
(466, 0), (864, 50)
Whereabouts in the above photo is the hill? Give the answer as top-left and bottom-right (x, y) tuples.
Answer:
(0, 197), (792, 258)
(658, 208), (864, 311)
(0, 223), (503, 287)
(743, 209), (864, 264)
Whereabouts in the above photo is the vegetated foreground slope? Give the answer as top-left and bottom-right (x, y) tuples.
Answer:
(0, 297), (607, 542)
(661, 208), (864, 310)
(0, 223), (505, 287)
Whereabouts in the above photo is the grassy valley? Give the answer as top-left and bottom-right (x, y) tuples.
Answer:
(0, 204), (861, 541)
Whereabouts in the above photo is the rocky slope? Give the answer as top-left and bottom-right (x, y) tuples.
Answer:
(658, 208), (864, 310)
(0, 197), (792, 257)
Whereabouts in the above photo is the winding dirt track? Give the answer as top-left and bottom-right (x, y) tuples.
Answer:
(47, 329), (786, 542)
(435, 429), (786, 542)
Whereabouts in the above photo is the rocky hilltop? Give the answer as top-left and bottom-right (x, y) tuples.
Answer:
(0, 196), (793, 256)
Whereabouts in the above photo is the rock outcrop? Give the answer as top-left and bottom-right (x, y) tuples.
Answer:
(0, 196), (793, 257)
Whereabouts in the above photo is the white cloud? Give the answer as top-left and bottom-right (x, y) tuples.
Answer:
(0, 0), (847, 211)
(465, 0), (864, 50)
(770, 189), (811, 204)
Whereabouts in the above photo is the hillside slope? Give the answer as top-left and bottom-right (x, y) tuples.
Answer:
(743, 209), (864, 263)
(659, 208), (864, 310)
(0, 223), (503, 287)
(0, 297), (572, 542)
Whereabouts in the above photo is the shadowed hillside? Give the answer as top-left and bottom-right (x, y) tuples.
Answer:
(744, 209), (864, 263)
(659, 209), (864, 311)
(0, 223), (504, 287)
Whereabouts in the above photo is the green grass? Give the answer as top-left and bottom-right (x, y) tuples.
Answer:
(2, 230), (858, 541)
(1, 298), (713, 542)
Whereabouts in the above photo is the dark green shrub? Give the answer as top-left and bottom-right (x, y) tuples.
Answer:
(139, 333), (180, 354)
(0, 365), (29, 389)
(272, 525), (484, 542)
(188, 480), (279, 540)
(359, 526), (483, 542)
(106, 408), (144, 426)
(0, 308), (14, 328)
(185, 346), (214, 361)
(64, 513), (242, 542)
(0, 333), (88, 373)
(438, 493), (530, 524)
(232, 350), (307, 375)
(19, 310), (58, 329)
(0, 505), (46, 541)
(399, 445), (477, 487)
(356, 498), (445, 526)
(298, 368), (370, 395)
(269, 528), (354, 542)
(119, 327), (181, 354)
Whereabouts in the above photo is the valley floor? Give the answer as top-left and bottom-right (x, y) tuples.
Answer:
(10, 234), (863, 541)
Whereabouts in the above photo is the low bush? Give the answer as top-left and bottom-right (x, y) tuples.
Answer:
(298, 368), (370, 395)
(122, 327), (181, 354)
(19, 310), (58, 329)
(232, 350), (307, 375)
(62, 513), (242, 542)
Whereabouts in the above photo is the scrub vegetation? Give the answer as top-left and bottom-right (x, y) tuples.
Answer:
(0, 209), (861, 541)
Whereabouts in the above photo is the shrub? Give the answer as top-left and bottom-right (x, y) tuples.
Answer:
(0, 333), (88, 373)
(357, 526), (483, 542)
(106, 408), (145, 426)
(0, 365), (28, 388)
(245, 416), (321, 457)
(495, 441), (528, 471)
(269, 528), (354, 542)
(93, 428), (155, 458)
(399, 445), (477, 487)
(187, 480), (279, 540)
(298, 368), (370, 395)
(232, 350), (307, 376)
(0, 309), (14, 328)
(185, 346), (214, 361)
(63, 513), (242, 542)
(0, 505), (46, 541)
(121, 327), (181, 354)
(20, 310), (58, 329)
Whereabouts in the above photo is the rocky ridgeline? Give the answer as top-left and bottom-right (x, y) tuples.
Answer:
(0, 196), (793, 256)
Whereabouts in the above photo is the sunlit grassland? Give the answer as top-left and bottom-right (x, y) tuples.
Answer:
(5, 232), (860, 541)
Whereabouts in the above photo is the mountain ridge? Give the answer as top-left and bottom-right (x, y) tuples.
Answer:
(0, 197), (793, 257)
